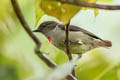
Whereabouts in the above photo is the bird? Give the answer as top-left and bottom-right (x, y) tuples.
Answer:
(33, 21), (112, 55)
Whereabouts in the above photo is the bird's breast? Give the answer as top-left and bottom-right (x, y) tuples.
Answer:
(46, 27), (99, 54)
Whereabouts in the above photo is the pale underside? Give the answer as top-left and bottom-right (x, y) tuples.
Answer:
(45, 26), (100, 54)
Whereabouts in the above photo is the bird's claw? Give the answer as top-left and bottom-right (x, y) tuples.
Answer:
(64, 40), (71, 45)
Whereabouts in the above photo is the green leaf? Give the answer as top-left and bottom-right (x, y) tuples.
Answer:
(0, 0), (17, 45)
(94, 9), (99, 17)
(99, 62), (120, 80)
(35, 0), (45, 26)
(35, 0), (98, 25)
(0, 55), (32, 80)
(40, 1), (80, 24)
(76, 50), (113, 80)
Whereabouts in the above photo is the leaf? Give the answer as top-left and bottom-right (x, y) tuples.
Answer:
(34, 0), (45, 26)
(0, 0), (36, 80)
(35, 0), (98, 25)
(40, 1), (80, 24)
(0, 55), (31, 80)
(99, 62), (120, 80)
(76, 50), (113, 80)
(0, 0), (17, 45)
(94, 8), (99, 17)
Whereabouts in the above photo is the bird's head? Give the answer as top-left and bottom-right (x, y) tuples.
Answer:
(33, 21), (58, 34)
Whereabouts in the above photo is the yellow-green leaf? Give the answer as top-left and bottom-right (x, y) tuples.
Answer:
(35, 0), (45, 26)
(35, 0), (98, 24)
(40, 1), (80, 24)
(94, 9), (99, 17)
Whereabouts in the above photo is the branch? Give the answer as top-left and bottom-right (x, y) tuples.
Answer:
(11, 0), (76, 80)
(11, 0), (55, 68)
(65, 22), (72, 61)
(59, 0), (120, 10)
(65, 22), (75, 76)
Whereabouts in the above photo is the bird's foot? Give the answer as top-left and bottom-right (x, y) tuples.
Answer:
(64, 40), (71, 45)
(77, 54), (82, 59)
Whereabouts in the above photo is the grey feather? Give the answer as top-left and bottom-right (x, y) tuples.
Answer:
(57, 24), (103, 40)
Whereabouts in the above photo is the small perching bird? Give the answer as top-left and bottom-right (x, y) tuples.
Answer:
(33, 21), (112, 55)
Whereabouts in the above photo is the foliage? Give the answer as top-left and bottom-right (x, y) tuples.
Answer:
(1, 0), (120, 80)
(35, 0), (101, 24)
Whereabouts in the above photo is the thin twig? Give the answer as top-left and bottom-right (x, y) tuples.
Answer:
(59, 0), (120, 10)
(65, 22), (75, 76)
(11, 0), (76, 80)
(65, 22), (72, 61)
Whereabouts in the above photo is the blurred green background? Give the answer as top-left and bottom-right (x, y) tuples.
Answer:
(0, 0), (120, 80)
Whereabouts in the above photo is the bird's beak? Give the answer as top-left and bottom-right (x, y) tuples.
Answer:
(33, 29), (39, 32)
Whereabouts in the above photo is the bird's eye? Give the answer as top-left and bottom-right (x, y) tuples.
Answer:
(42, 23), (46, 27)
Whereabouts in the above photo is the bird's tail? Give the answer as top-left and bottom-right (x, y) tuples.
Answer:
(99, 40), (112, 48)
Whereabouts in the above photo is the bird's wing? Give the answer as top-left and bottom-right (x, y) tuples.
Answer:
(57, 24), (103, 40)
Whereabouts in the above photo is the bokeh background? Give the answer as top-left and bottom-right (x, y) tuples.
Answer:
(0, 0), (120, 80)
